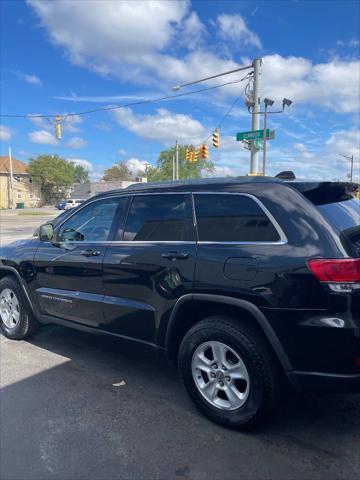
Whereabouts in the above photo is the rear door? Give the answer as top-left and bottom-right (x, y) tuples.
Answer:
(102, 193), (197, 343)
(193, 192), (286, 304)
(32, 196), (123, 327)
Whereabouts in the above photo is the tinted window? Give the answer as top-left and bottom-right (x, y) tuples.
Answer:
(58, 198), (122, 242)
(194, 194), (280, 242)
(123, 194), (194, 241)
(317, 199), (360, 257)
(317, 199), (359, 232)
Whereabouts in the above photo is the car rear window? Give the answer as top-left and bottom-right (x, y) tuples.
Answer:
(317, 199), (360, 257)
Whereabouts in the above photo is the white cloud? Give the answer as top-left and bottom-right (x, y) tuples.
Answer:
(125, 158), (151, 174)
(349, 38), (359, 48)
(27, 1), (359, 113)
(17, 72), (42, 86)
(0, 125), (13, 141)
(28, 0), (188, 79)
(180, 11), (206, 50)
(113, 107), (207, 145)
(66, 157), (93, 171)
(118, 148), (127, 156)
(217, 14), (262, 49)
(66, 136), (86, 149)
(261, 55), (360, 113)
(326, 129), (360, 158)
(28, 129), (58, 145)
(63, 115), (83, 133)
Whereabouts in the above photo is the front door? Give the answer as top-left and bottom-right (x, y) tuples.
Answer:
(32, 197), (122, 328)
(103, 193), (197, 344)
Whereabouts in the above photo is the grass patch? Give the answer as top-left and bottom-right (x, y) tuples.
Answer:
(17, 211), (57, 216)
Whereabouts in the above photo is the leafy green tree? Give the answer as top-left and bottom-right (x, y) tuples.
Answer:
(146, 145), (214, 182)
(73, 164), (90, 183)
(102, 162), (133, 181)
(28, 154), (84, 203)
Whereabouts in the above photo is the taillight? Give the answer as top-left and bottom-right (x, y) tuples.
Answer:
(308, 259), (360, 283)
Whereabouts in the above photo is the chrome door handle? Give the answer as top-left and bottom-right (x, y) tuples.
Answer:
(80, 249), (101, 257)
(161, 252), (189, 260)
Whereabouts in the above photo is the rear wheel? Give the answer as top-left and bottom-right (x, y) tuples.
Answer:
(0, 277), (40, 340)
(178, 316), (280, 429)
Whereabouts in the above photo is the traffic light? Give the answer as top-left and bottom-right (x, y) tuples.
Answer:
(55, 115), (62, 140)
(199, 144), (209, 159)
(212, 128), (219, 148)
(192, 149), (198, 163)
(185, 148), (191, 162)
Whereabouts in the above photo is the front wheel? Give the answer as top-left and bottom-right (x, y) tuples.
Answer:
(0, 277), (40, 340)
(178, 316), (280, 429)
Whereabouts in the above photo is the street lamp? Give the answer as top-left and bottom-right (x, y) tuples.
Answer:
(248, 97), (293, 175)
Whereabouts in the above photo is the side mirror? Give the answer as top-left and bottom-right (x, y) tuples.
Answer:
(39, 224), (54, 242)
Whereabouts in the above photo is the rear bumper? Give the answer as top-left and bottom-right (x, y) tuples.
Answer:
(288, 371), (360, 394)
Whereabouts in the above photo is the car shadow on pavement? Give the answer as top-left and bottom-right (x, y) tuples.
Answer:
(1, 324), (360, 480)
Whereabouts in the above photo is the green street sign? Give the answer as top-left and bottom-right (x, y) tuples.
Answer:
(236, 129), (270, 141)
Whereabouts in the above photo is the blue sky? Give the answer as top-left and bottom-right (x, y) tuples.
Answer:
(0, 0), (359, 181)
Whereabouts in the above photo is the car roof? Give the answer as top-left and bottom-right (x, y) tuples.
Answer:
(89, 176), (357, 199)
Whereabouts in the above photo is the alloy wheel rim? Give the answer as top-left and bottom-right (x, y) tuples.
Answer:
(191, 340), (250, 410)
(0, 288), (20, 329)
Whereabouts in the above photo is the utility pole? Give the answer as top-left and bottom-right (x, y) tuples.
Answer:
(338, 154), (354, 182)
(8, 146), (14, 209)
(172, 154), (176, 180)
(175, 140), (179, 180)
(262, 107), (268, 176)
(250, 58), (262, 175)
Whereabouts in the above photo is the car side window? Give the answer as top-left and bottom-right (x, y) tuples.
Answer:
(57, 197), (123, 242)
(123, 194), (195, 241)
(194, 194), (280, 242)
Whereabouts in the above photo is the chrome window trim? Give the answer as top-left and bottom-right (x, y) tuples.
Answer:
(192, 192), (287, 245)
(54, 190), (287, 246)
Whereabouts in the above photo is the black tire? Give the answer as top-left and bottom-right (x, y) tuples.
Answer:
(178, 316), (280, 429)
(0, 276), (40, 340)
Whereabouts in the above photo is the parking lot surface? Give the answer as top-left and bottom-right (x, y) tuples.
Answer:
(1, 211), (360, 480)
(1, 326), (360, 480)
(0, 209), (58, 245)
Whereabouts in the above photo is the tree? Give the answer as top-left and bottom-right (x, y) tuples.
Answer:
(73, 164), (90, 183)
(102, 162), (133, 181)
(146, 145), (214, 182)
(28, 154), (90, 203)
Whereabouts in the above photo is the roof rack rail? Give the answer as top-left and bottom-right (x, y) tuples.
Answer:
(275, 170), (296, 180)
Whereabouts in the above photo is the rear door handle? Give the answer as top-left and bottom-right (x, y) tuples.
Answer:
(80, 249), (102, 257)
(161, 252), (189, 261)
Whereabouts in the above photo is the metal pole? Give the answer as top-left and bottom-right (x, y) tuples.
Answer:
(350, 155), (353, 182)
(172, 154), (175, 180)
(262, 107), (268, 176)
(8, 146), (14, 209)
(175, 140), (179, 180)
(250, 58), (262, 174)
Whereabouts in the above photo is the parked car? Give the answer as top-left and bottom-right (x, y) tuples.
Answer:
(1, 176), (359, 429)
(64, 198), (84, 210)
(56, 199), (67, 210)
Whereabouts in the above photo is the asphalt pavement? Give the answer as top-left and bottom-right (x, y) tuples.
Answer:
(0, 208), (59, 245)
(1, 211), (360, 480)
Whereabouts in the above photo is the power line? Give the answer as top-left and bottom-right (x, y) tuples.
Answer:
(0, 76), (250, 120)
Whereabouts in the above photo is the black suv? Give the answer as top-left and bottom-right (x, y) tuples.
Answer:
(1, 177), (359, 429)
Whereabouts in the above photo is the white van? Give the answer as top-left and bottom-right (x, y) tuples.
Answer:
(64, 198), (84, 210)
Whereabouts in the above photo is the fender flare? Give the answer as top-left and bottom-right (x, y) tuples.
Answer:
(165, 293), (293, 371)
(0, 266), (36, 313)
